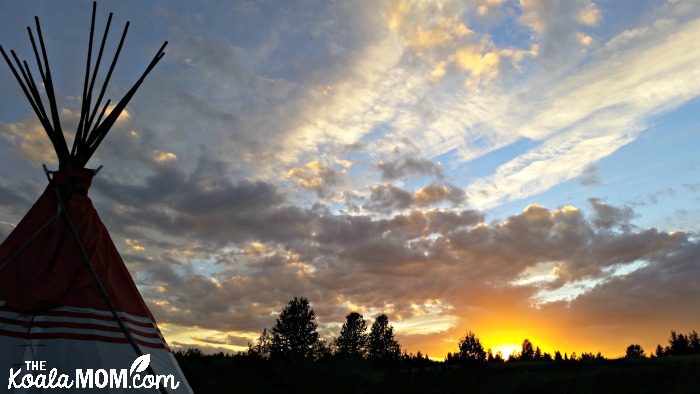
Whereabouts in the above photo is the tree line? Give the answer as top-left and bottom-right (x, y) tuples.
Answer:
(238, 296), (700, 363)
(173, 297), (699, 393)
(247, 297), (401, 361)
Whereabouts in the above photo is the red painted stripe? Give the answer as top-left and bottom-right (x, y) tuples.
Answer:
(0, 305), (156, 329)
(0, 316), (161, 340)
(0, 328), (167, 350)
(32, 321), (161, 339)
(40, 310), (156, 329)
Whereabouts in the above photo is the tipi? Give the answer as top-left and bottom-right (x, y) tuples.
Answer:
(0, 3), (192, 393)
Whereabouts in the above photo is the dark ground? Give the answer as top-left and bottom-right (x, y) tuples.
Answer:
(176, 354), (700, 393)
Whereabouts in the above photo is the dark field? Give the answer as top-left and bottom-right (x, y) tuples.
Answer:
(176, 354), (700, 393)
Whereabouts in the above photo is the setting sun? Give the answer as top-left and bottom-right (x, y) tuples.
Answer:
(490, 344), (521, 360)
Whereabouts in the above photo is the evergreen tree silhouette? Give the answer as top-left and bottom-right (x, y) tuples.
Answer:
(367, 314), (401, 360)
(270, 297), (319, 359)
(334, 312), (368, 357)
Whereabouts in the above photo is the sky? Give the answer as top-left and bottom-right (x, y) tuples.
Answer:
(1, 0), (699, 359)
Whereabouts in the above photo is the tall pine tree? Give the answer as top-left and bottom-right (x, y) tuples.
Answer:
(367, 314), (401, 360)
(271, 297), (320, 359)
(334, 312), (368, 357)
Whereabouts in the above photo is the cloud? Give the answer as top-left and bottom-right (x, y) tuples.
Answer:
(152, 151), (177, 163)
(363, 182), (465, 213)
(285, 160), (348, 197)
(3, 0), (700, 360)
(0, 180), (39, 213)
(577, 2), (601, 26)
(579, 164), (601, 186)
(450, 44), (501, 87)
(647, 188), (677, 205)
(682, 183), (700, 192)
(0, 119), (58, 165)
(364, 183), (414, 213)
(588, 198), (635, 231)
(376, 155), (444, 180)
(413, 182), (465, 207)
(92, 155), (318, 249)
(467, 14), (700, 208)
(134, 198), (698, 357)
(519, 0), (596, 66)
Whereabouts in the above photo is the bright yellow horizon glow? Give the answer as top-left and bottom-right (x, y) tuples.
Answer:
(490, 343), (521, 360)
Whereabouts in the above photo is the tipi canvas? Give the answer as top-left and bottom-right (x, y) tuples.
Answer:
(0, 3), (192, 393)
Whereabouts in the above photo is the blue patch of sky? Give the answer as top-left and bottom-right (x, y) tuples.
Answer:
(472, 5), (531, 51)
(175, 257), (228, 279)
(361, 123), (394, 145)
(220, 3), (341, 84)
(486, 97), (700, 229)
(597, 0), (661, 32)
(461, 137), (541, 182)
(593, 97), (700, 203)
(433, 149), (461, 176)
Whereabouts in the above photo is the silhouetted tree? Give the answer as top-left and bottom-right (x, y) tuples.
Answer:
(668, 331), (692, 356)
(655, 344), (665, 357)
(367, 314), (401, 360)
(403, 351), (433, 368)
(508, 349), (520, 362)
(520, 339), (535, 361)
(689, 331), (700, 354)
(313, 339), (332, 360)
(175, 347), (204, 359)
(554, 351), (563, 361)
(270, 297), (320, 359)
(334, 312), (368, 357)
(487, 348), (504, 363)
(580, 352), (601, 360)
(625, 344), (645, 358)
(494, 350), (505, 362)
(248, 327), (273, 359)
(456, 330), (486, 363)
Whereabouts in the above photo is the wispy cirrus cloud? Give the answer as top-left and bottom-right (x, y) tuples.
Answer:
(467, 9), (700, 208)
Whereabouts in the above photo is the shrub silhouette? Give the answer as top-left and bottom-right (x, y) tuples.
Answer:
(625, 344), (645, 358)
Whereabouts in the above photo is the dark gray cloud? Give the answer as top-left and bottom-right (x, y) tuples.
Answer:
(363, 182), (466, 214)
(0, 180), (40, 214)
(91, 155), (319, 248)
(127, 195), (697, 358)
(376, 156), (444, 180)
(588, 198), (635, 231)
(363, 184), (414, 213)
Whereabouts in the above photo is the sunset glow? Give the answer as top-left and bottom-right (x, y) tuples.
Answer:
(1, 0), (699, 361)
